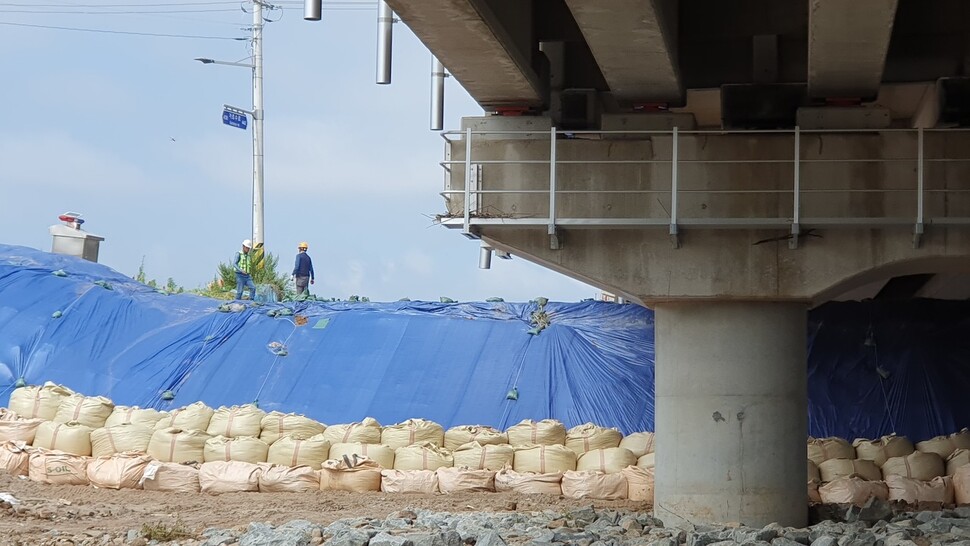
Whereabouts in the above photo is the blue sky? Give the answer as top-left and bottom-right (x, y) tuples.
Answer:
(0, 1), (598, 302)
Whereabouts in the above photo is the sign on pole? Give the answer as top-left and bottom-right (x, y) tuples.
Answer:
(222, 109), (248, 130)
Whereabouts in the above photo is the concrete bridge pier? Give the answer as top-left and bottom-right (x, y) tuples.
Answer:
(654, 301), (807, 528)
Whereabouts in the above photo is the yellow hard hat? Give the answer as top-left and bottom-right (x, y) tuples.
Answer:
(298, 241), (309, 249)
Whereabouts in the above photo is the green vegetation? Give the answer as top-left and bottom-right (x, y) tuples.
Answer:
(141, 518), (193, 542)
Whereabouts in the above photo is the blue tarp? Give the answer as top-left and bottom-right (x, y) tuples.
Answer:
(0, 244), (655, 434)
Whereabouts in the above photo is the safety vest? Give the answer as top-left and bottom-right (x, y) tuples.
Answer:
(237, 252), (251, 275)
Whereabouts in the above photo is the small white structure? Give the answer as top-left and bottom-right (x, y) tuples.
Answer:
(49, 212), (104, 263)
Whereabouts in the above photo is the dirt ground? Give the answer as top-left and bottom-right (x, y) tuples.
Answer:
(0, 472), (651, 545)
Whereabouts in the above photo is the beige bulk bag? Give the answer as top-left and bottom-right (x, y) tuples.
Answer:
(206, 405), (265, 438)
(147, 428), (211, 463)
(91, 423), (153, 458)
(561, 470), (628, 500)
(380, 469), (439, 494)
(394, 442), (454, 471)
(319, 456), (382, 492)
(9, 382), (74, 420)
(268, 434), (331, 469)
(637, 453), (655, 470)
(0, 417), (44, 443)
(0, 441), (30, 475)
(808, 460), (821, 482)
(105, 406), (165, 428)
(453, 442), (514, 471)
(507, 419), (566, 446)
(53, 394), (114, 429)
(199, 460), (262, 494)
(87, 453), (152, 490)
(953, 464), (970, 504)
(258, 464), (319, 492)
(853, 435), (915, 467)
(33, 421), (93, 456)
(140, 461), (200, 493)
(323, 417), (382, 445)
(513, 444), (577, 473)
(882, 451), (945, 481)
(916, 429), (970, 460)
(203, 435), (269, 463)
(619, 432), (655, 458)
(818, 458), (882, 482)
(808, 437), (856, 465)
(329, 443), (395, 469)
(947, 449), (970, 476)
(818, 477), (889, 505)
(0, 408), (18, 420)
(885, 474), (954, 505)
(621, 465), (654, 502)
(809, 480), (822, 504)
(494, 467), (563, 495)
(28, 451), (89, 485)
(436, 467), (496, 493)
(577, 447), (637, 474)
(565, 423), (622, 456)
(382, 419), (445, 449)
(444, 425), (507, 451)
(259, 412), (326, 444)
(155, 402), (214, 432)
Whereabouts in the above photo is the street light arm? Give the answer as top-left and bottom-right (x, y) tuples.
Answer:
(194, 57), (255, 68)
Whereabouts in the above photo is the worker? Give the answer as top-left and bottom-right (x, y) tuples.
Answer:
(234, 239), (257, 300)
(292, 241), (315, 296)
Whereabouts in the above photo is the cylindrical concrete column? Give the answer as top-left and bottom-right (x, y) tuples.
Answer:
(654, 302), (807, 528)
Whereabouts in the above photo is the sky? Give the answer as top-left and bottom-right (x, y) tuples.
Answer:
(0, 0), (600, 303)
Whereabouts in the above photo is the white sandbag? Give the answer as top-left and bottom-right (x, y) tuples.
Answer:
(818, 458), (882, 482)
(203, 435), (269, 463)
(494, 467), (563, 495)
(382, 419), (445, 449)
(9, 382), (74, 420)
(53, 394), (114, 429)
(565, 423), (622, 456)
(622, 465), (654, 502)
(105, 406), (165, 428)
(259, 412), (326, 444)
(882, 451), (945, 481)
(637, 453), (655, 470)
(323, 418), (382, 445)
(155, 402), (214, 432)
(380, 469), (439, 493)
(953, 464), (970, 504)
(452, 442), (514, 471)
(916, 429), (970, 460)
(258, 464), (320, 492)
(320, 456), (382, 492)
(394, 442), (454, 471)
(808, 460), (821, 482)
(87, 452), (152, 490)
(90, 423), (153, 458)
(436, 467), (496, 493)
(0, 416), (44, 443)
(268, 434), (331, 469)
(561, 470), (628, 500)
(818, 477), (889, 505)
(947, 449), (970, 476)
(853, 435), (915, 467)
(444, 425), (507, 451)
(206, 404), (265, 438)
(507, 419), (566, 446)
(33, 421), (93, 456)
(576, 448), (637, 474)
(0, 441), (30, 475)
(619, 432), (655, 458)
(809, 480), (822, 504)
(329, 443), (395, 469)
(147, 427), (211, 463)
(199, 460), (262, 494)
(808, 437), (856, 466)
(513, 444), (577, 473)
(28, 450), (89, 485)
(885, 474), (954, 505)
(140, 461), (200, 493)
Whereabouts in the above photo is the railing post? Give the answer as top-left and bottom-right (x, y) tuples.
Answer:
(462, 127), (475, 237)
(549, 126), (560, 249)
(790, 126), (801, 249)
(670, 126), (680, 248)
(915, 127), (925, 248)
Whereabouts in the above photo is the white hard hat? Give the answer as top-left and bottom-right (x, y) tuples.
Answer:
(242, 239), (252, 248)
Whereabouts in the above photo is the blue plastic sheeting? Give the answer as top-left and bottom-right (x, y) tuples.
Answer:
(0, 244), (655, 434)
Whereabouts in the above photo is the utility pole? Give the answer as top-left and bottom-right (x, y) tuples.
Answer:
(251, 0), (265, 249)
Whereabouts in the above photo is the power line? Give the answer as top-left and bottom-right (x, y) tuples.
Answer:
(0, 2), (239, 6)
(0, 8), (241, 14)
(0, 20), (246, 39)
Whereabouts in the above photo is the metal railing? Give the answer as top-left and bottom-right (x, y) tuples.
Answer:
(438, 127), (970, 248)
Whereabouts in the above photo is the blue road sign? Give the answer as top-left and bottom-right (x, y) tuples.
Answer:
(222, 109), (248, 130)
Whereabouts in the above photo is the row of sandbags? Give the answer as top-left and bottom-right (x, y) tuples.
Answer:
(808, 432), (970, 469)
(806, 435), (970, 484)
(810, 465), (970, 506)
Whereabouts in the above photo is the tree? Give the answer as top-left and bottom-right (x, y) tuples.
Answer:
(215, 248), (290, 300)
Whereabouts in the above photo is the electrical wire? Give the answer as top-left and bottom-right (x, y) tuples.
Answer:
(0, 20), (246, 39)
(0, 2), (240, 6)
(0, 8), (241, 14)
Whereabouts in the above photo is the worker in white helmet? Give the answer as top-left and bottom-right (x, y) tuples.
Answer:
(233, 239), (257, 300)
(292, 241), (315, 296)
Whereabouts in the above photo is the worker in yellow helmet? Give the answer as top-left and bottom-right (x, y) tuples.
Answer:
(292, 241), (315, 296)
